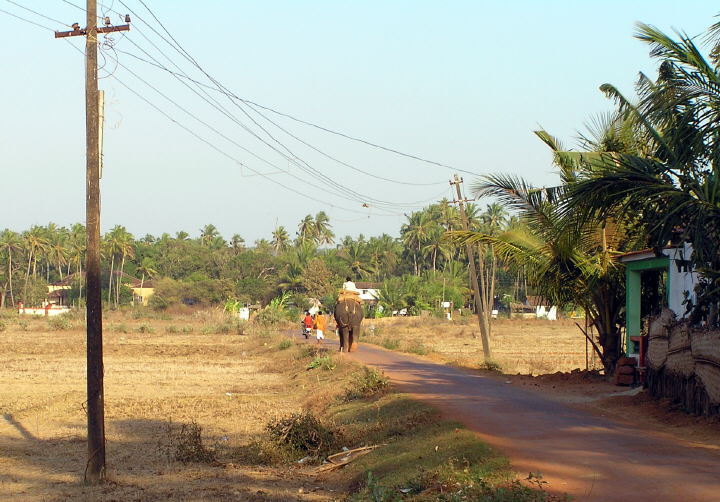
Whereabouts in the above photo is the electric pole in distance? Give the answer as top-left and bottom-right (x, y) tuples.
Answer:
(449, 174), (492, 360)
(54, 2), (130, 484)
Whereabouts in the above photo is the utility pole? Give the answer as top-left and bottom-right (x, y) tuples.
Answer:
(450, 174), (492, 360)
(54, 4), (130, 484)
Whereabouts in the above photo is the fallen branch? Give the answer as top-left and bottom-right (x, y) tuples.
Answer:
(312, 445), (383, 474)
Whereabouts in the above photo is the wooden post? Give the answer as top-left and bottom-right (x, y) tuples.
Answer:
(84, 0), (105, 484)
(451, 174), (492, 360)
(54, 4), (128, 485)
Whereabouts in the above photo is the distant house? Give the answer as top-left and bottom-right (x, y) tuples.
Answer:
(47, 272), (84, 306)
(355, 282), (381, 304)
(128, 279), (155, 306)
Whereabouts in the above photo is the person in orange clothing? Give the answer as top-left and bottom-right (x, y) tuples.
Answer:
(314, 310), (327, 344)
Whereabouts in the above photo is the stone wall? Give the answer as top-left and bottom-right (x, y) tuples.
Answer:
(646, 309), (720, 415)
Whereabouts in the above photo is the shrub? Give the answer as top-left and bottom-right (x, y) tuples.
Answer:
(345, 367), (390, 401)
(137, 323), (154, 334)
(382, 338), (399, 350)
(278, 339), (292, 350)
(307, 355), (336, 371)
(159, 420), (217, 464)
(112, 323), (130, 334)
(265, 412), (338, 458)
(406, 342), (429, 356)
(165, 325), (179, 334)
(47, 315), (72, 331)
(0, 320), (5, 332)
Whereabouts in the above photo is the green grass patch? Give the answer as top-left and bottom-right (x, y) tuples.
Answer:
(278, 339), (292, 350)
(307, 354), (336, 371)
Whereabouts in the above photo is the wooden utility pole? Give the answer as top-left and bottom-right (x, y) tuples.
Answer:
(450, 174), (492, 360)
(54, 4), (130, 484)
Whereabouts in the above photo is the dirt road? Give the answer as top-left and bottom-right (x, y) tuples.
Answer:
(343, 342), (720, 502)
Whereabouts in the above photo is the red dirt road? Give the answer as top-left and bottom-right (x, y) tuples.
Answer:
(345, 342), (720, 502)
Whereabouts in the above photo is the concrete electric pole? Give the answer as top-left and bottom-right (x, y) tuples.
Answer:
(54, 3), (130, 483)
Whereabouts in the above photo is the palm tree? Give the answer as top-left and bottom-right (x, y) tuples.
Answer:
(135, 258), (157, 290)
(0, 230), (22, 306)
(340, 240), (376, 278)
(401, 210), (436, 275)
(271, 226), (290, 256)
(565, 21), (720, 323)
(230, 234), (245, 253)
(297, 215), (316, 243)
(200, 224), (220, 246)
(23, 226), (48, 301)
(314, 211), (334, 246)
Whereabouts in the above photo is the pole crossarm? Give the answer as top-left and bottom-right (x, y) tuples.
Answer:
(54, 24), (130, 38)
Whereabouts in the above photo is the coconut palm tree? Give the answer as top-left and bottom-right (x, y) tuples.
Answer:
(271, 226), (290, 256)
(22, 226), (48, 301)
(0, 229), (22, 306)
(297, 215), (316, 243)
(314, 211), (334, 246)
(199, 224), (220, 246)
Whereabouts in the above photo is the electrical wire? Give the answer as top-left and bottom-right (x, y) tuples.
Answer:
(2, 0), (70, 27)
(60, 0), (468, 196)
(127, 0), (480, 178)
(0, 4), (55, 31)
(0, 4), (427, 221)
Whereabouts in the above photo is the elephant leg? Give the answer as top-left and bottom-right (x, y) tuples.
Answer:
(349, 323), (362, 352)
(338, 327), (349, 352)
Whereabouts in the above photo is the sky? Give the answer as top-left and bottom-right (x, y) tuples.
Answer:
(1, 1), (718, 244)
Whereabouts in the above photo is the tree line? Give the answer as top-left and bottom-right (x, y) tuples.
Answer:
(0, 206), (524, 315)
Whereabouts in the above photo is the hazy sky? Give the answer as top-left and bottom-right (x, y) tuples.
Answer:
(1, 1), (718, 243)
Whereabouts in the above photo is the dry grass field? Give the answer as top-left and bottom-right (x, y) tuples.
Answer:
(0, 309), (552, 502)
(0, 309), (344, 502)
(363, 316), (604, 375)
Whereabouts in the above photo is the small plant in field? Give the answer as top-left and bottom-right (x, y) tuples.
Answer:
(366, 471), (401, 502)
(47, 315), (72, 331)
(181, 325), (194, 333)
(406, 342), (429, 355)
(112, 323), (130, 334)
(278, 339), (292, 350)
(345, 367), (390, 401)
(16, 319), (29, 331)
(159, 420), (217, 464)
(382, 338), (399, 350)
(298, 344), (322, 359)
(165, 325), (179, 334)
(265, 411), (338, 458)
(0, 320), (6, 332)
(307, 354), (336, 371)
(137, 323), (154, 334)
(480, 360), (502, 372)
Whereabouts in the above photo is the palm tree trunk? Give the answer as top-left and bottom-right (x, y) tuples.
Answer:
(108, 255), (115, 304)
(23, 247), (33, 302)
(116, 254), (126, 306)
(8, 248), (14, 306)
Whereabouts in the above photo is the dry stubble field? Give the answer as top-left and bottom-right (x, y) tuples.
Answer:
(363, 316), (602, 375)
(0, 310), (344, 502)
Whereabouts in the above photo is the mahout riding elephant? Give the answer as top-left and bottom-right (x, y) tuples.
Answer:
(334, 298), (364, 352)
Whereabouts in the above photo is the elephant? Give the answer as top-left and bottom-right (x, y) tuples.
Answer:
(334, 298), (364, 352)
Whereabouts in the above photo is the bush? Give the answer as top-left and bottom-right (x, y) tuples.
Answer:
(406, 342), (429, 356)
(47, 315), (72, 331)
(112, 323), (130, 334)
(165, 325), (179, 334)
(382, 338), (399, 350)
(345, 367), (390, 401)
(159, 420), (217, 464)
(307, 354), (336, 371)
(0, 320), (5, 332)
(136, 323), (154, 334)
(265, 412), (339, 458)
(278, 339), (292, 350)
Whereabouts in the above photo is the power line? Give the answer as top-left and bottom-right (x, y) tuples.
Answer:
(0, 4), (55, 31)
(2, 0), (70, 27)
(115, 0), (480, 179)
